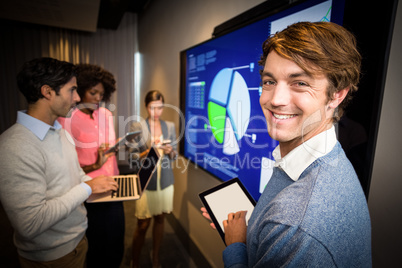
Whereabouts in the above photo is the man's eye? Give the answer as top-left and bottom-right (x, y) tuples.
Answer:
(295, 81), (308, 87)
(263, 80), (275, 86)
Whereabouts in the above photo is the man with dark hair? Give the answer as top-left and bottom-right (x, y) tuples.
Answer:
(203, 22), (371, 267)
(0, 57), (118, 267)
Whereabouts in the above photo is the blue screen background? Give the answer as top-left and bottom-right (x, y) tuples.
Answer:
(182, 0), (345, 201)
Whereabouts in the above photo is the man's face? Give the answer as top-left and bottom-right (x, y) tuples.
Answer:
(260, 51), (334, 155)
(51, 77), (80, 118)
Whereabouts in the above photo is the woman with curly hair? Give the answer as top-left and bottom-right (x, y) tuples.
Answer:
(58, 63), (124, 268)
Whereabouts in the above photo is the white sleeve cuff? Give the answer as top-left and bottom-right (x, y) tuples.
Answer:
(80, 182), (92, 196)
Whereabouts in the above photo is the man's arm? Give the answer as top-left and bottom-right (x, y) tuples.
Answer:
(201, 208), (249, 267)
(0, 130), (117, 240)
(222, 211), (249, 267)
(85, 175), (118, 194)
(223, 243), (248, 268)
(0, 150), (89, 240)
(223, 211), (248, 245)
(245, 222), (336, 267)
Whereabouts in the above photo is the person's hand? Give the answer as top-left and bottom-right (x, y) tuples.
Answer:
(161, 144), (173, 155)
(223, 211), (248, 246)
(113, 137), (122, 152)
(139, 149), (150, 159)
(95, 143), (114, 169)
(85, 175), (118, 194)
(201, 207), (216, 229)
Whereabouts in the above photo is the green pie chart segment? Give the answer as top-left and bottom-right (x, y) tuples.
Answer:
(207, 68), (251, 154)
(207, 101), (226, 144)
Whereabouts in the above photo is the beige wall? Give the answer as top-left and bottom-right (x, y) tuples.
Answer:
(368, 2), (402, 267)
(137, 0), (265, 266)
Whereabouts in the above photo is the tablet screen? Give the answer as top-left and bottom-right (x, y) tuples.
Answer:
(199, 178), (256, 244)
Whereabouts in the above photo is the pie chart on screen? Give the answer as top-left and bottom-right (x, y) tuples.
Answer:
(208, 68), (251, 155)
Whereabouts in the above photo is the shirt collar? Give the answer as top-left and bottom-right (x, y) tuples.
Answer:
(272, 126), (337, 181)
(17, 111), (62, 141)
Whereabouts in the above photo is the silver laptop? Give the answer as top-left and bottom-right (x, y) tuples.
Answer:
(87, 146), (160, 203)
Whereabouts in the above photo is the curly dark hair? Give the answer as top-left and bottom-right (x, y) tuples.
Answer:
(17, 57), (76, 104)
(75, 64), (116, 103)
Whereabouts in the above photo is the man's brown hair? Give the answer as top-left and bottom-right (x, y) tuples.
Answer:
(259, 21), (361, 120)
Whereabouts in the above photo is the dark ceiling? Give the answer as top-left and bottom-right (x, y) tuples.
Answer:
(0, 0), (151, 32)
(98, 0), (150, 30)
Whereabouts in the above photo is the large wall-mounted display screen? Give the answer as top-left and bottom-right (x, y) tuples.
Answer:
(180, 0), (346, 201)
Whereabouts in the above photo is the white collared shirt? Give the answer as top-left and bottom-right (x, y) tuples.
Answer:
(16, 110), (92, 195)
(16, 110), (62, 140)
(272, 126), (337, 181)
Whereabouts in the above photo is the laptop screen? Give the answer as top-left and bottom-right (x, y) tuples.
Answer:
(138, 146), (160, 192)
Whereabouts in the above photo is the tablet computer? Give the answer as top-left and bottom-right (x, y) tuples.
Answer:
(105, 131), (141, 154)
(199, 178), (256, 244)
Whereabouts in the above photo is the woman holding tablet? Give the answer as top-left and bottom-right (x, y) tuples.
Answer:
(58, 64), (124, 268)
(129, 90), (177, 268)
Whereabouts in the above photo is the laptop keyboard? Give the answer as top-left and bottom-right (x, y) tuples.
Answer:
(112, 175), (138, 199)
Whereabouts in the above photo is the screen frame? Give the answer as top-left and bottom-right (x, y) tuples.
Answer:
(179, 0), (399, 199)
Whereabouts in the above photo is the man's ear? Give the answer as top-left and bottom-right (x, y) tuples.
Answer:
(329, 87), (350, 109)
(41, 85), (53, 100)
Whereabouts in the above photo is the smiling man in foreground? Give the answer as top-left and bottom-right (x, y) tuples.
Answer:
(220, 22), (372, 267)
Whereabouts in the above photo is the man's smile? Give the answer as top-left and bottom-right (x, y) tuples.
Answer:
(271, 112), (297, 120)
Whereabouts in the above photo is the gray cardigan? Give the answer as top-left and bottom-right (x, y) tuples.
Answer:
(129, 119), (177, 190)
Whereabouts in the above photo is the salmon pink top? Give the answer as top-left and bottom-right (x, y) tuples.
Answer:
(58, 107), (119, 178)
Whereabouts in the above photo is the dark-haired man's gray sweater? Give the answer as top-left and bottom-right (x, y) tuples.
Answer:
(223, 127), (372, 267)
(0, 111), (91, 262)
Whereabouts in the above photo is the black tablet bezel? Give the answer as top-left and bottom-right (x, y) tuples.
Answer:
(199, 177), (256, 245)
(105, 130), (141, 154)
